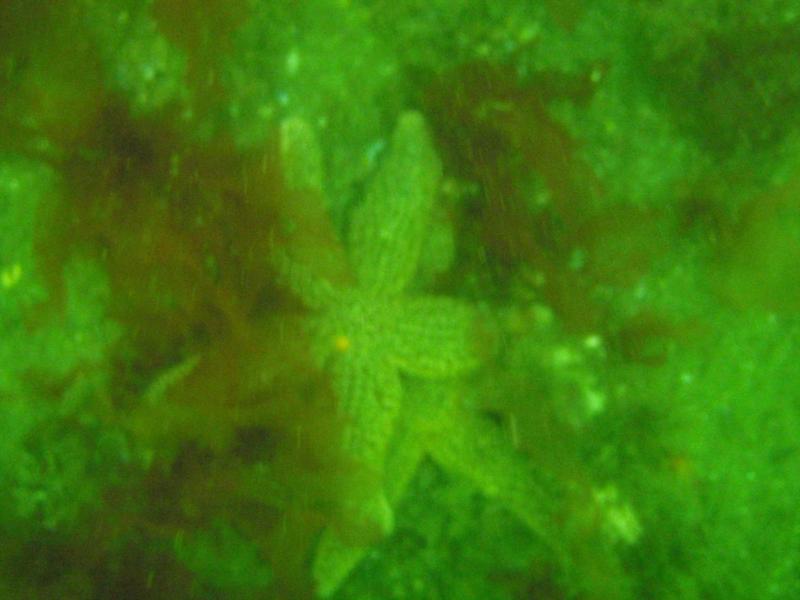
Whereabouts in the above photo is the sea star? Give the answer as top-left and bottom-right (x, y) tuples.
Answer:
(275, 112), (554, 597)
(78, 95), (638, 597)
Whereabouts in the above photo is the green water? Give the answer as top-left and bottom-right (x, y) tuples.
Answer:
(2, 1), (800, 598)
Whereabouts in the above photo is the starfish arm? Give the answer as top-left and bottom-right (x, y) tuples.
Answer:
(389, 296), (483, 378)
(432, 417), (555, 538)
(347, 111), (442, 295)
(272, 247), (341, 310)
(273, 115), (352, 309)
(332, 353), (403, 472)
(330, 352), (400, 533)
(382, 406), (427, 505)
(309, 432), (425, 598)
(409, 381), (560, 541)
(312, 357), (402, 597)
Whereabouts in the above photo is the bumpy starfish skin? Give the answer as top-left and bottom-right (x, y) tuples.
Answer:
(275, 112), (485, 595)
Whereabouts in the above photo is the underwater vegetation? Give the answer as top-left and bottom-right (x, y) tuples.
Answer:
(2, 1), (800, 599)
